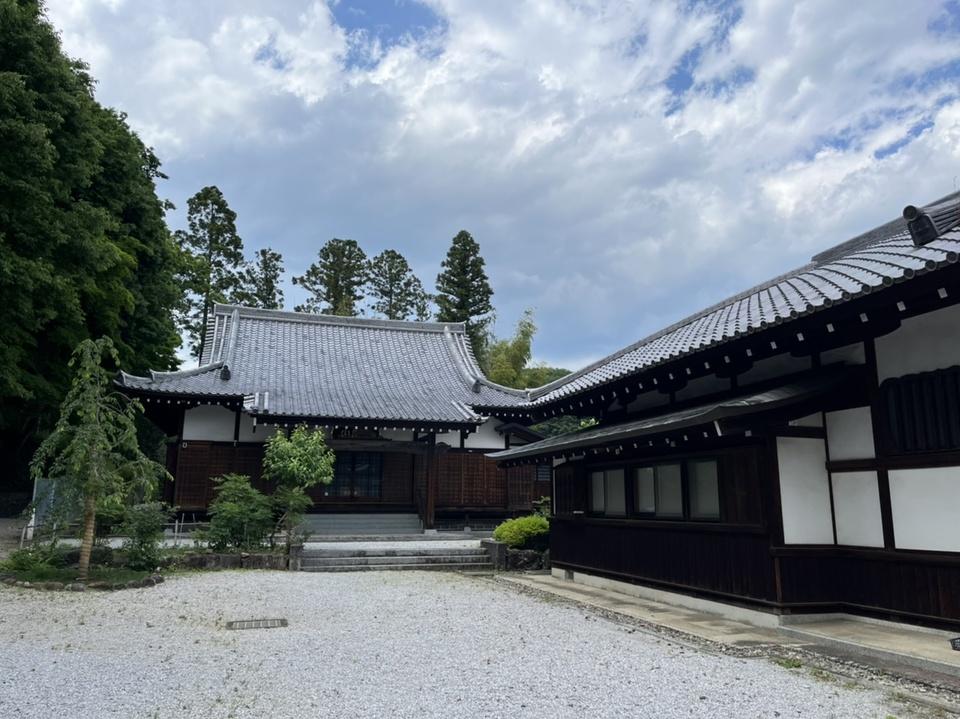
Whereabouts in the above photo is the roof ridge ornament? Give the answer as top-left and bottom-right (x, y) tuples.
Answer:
(903, 200), (960, 247)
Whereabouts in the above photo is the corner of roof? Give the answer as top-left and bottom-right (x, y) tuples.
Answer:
(443, 327), (530, 400)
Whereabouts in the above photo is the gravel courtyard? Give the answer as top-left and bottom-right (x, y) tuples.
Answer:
(0, 571), (912, 718)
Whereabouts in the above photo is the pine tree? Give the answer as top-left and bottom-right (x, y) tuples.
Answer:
(366, 250), (431, 320)
(293, 238), (368, 315)
(175, 186), (245, 358)
(237, 248), (284, 310)
(435, 230), (494, 361)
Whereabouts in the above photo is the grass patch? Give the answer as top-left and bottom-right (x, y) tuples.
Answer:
(774, 657), (803, 670)
(5, 565), (152, 584)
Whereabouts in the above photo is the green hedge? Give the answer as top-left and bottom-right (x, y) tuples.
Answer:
(493, 515), (549, 550)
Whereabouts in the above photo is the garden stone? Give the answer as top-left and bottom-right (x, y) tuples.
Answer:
(150, 574), (164, 584)
(141, 577), (156, 587)
(44, 582), (64, 591)
(66, 583), (85, 592)
(125, 580), (141, 590)
(86, 581), (109, 590)
(111, 583), (126, 591)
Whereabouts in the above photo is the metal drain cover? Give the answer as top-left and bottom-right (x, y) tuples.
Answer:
(226, 618), (288, 630)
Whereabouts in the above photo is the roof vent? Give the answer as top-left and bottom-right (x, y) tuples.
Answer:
(219, 365), (231, 381)
(903, 200), (960, 247)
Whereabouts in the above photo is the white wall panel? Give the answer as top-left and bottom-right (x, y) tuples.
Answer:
(831, 471), (884, 547)
(824, 407), (876, 460)
(776, 437), (834, 545)
(182, 405), (236, 442)
(889, 466), (960, 552)
(436, 419), (505, 449)
(876, 303), (960, 381)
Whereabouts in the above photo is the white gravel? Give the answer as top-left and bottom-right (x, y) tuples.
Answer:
(0, 571), (909, 718)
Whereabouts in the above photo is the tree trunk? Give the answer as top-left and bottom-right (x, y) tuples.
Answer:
(78, 494), (97, 581)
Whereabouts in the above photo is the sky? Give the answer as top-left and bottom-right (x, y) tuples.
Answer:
(44, 0), (960, 372)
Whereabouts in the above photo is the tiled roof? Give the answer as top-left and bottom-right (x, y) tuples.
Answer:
(486, 192), (960, 409)
(118, 305), (528, 425)
(488, 369), (855, 463)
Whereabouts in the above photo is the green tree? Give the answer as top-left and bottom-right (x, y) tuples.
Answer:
(484, 309), (569, 389)
(293, 238), (368, 315)
(175, 185), (245, 357)
(435, 230), (494, 362)
(366, 249), (431, 320)
(262, 425), (335, 551)
(0, 0), (181, 489)
(237, 247), (284, 310)
(205, 474), (274, 551)
(29, 338), (170, 580)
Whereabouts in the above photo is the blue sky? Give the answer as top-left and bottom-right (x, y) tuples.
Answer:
(46, 0), (960, 371)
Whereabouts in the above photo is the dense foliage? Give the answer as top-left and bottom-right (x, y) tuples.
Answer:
(293, 238), (368, 315)
(492, 514), (550, 550)
(29, 338), (170, 578)
(175, 185), (246, 357)
(366, 249), (431, 320)
(435, 230), (495, 363)
(262, 425), (335, 549)
(237, 247), (285, 310)
(204, 473), (274, 550)
(119, 501), (171, 571)
(0, 0), (182, 485)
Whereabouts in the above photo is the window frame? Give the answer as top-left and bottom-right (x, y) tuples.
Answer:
(586, 456), (723, 523)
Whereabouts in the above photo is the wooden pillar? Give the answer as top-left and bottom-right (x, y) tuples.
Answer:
(424, 433), (437, 529)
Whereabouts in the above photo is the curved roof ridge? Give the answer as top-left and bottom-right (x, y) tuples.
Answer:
(213, 303), (466, 334)
(524, 261), (816, 400)
(119, 362), (224, 385)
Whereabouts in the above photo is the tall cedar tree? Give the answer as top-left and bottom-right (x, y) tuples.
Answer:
(367, 250), (431, 320)
(237, 247), (284, 310)
(30, 338), (170, 579)
(293, 238), (367, 315)
(0, 0), (181, 486)
(175, 186), (245, 358)
(435, 230), (494, 362)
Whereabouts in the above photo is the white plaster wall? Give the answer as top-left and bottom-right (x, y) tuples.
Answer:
(824, 407), (876, 460)
(436, 419), (505, 449)
(790, 413), (823, 428)
(236, 414), (278, 442)
(831, 471), (884, 547)
(876, 303), (960, 382)
(889, 466), (960, 552)
(182, 405), (236, 442)
(776, 437), (834, 545)
(821, 342), (865, 367)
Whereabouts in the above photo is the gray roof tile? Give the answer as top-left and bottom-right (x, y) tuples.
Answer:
(481, 192), (960, 409)
(119, 307), (528, 425)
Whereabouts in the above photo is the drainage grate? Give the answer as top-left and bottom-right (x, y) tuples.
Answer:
(225, 618), (288, 631)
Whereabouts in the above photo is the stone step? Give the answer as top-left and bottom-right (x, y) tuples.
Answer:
(302, 547), (487, 559)
(302, 554), (491, 567)
(301, 562), (493, 573)
(300, 513), (423, 536)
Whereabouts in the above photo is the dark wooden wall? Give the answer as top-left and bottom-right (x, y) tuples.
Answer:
(436, 451), (540, 511)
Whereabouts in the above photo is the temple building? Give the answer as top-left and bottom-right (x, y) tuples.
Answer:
(488, 192), (960, 629)
(118, 308), (548, 533)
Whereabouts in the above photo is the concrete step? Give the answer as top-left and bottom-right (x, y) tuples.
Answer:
(303, 547), (487, 559)
(301, 562), (493, 573)
(300, 513), (423, 536)
(302, 554), (491, 568)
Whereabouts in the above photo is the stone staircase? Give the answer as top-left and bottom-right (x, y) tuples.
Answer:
(300, 513), (422, 536)
(300, 546), (492, 572)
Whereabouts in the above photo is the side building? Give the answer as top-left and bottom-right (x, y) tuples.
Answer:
(487, 193), (960, 629)
(119, 306), (549, 532)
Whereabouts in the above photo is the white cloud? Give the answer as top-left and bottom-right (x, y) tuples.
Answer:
(43, 0), (960, 371)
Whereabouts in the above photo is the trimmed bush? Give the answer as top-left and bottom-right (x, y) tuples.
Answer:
(493, 515), (550, 551)
(203, 474), (274, 551)
(120, 502), (171, 571)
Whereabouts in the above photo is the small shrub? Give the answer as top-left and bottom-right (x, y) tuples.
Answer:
(493, 515), (550, 550)
(532, 496), (551, 517)
(120, 502), (172, 571)
(204, 474), (273, 551)
(1, 545), (65, 572)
